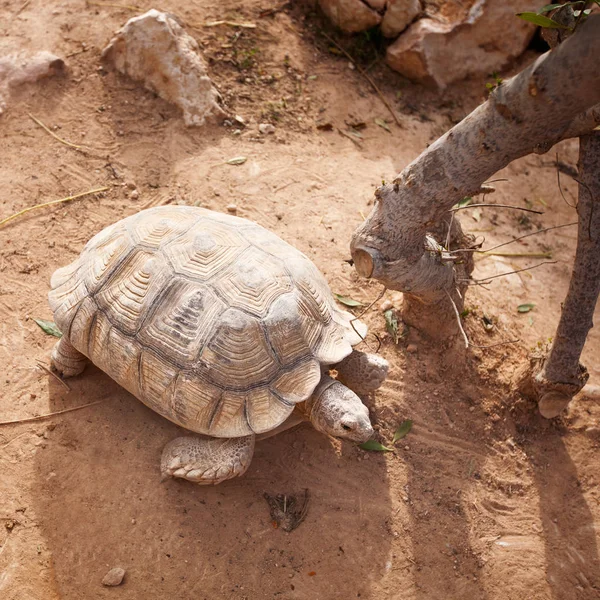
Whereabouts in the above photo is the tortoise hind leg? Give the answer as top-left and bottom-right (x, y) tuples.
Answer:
(51, 337), (88, 378)
(334, 350), (389, 395)
(160, 434), (256, 485)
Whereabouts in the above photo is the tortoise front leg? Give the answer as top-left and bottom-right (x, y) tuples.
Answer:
(160, 434), (256, 485)
(334, 350), (389, 395)
(51, 337), (88, 378)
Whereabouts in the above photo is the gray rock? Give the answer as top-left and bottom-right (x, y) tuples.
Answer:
(102, 567), (126, 587)
(102, 10), (225, 126)
(386, 0), (538, 88)
(0, 52), (64, 114)
(380, 0), (421, 38)
(318, 0), (381, 33)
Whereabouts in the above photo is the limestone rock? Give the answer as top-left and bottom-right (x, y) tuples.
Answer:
(318, 0), (381, 33)
(102, 567), (126, 586)
(102, 9), (225, 126)
(381, 0), (421, 38)
(386, 0), (539, 88)
(0, 52), (64, 114)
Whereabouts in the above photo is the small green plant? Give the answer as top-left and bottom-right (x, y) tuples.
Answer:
(486, 71), (503, 93)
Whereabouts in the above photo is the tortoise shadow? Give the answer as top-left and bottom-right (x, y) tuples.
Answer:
(33, 366), (392, 599)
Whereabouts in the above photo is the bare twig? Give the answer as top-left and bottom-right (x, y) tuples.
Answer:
(201, 20), (257, 28)
(445, 290), (469, 348)
(86, 1), (140, 10)
(28, 113), (87, 150)
(337, 127), (362, 147)
(463, 261), (557, 285)
(449, 203), (543, 214)
(349, 286), (387, 351)
(0, 187), (109, 229)
(479, 251), (553, 258)
(470, 338), (520, 349)
(452, 222), (578, 254)
(321, 32), (402, 128)
(36, 361), (71, 392)
(15, 0), (30, 16)
(556, 151), (577, 208)
(0, 400), (106, 426)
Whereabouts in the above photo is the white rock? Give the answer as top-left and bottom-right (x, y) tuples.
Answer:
(386, 0), (538, 88)
(380, 0), (421, 38)
(258, 123), (275, 134)
(318, 0), (381, 33)
(102, 10), (225, 126)
(0, 52), (64, 114)
(102, 567), (125, 586)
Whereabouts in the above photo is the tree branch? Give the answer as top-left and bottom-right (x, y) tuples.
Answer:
(351, 16), (600, 305)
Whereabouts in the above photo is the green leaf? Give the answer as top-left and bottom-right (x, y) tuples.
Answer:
(360, 440), (394, 452)
(384, 308), (399, 344)
(34, 319), (62, 338)
(537, 3), (568, 13)
(226, 156), (247, 165)
(455, 196), (473, 208)
(393, 420), (413, 443)
(516, 12), (570, 28)
(334, 293), (364, 307)
(374, 117), (391, 133)
(517, 303), (535, 313)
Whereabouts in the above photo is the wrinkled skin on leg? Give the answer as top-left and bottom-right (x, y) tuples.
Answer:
(334, 350), (389, 395)
(50, 337), (88, 377)
(160, 434), (256, 485)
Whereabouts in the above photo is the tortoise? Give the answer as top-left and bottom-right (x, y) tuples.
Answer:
(48, 206), (389, 485)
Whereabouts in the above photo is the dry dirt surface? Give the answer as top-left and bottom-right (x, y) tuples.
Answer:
(1, 1), (599, 599)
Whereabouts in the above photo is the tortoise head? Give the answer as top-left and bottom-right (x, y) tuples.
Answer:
(307, 377), (373, 443)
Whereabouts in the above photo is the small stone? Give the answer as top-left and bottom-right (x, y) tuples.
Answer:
(348, 61), (355, 70)
(380, 299), (393, 312)
(129, 190), (139, 200)
(102, 567), (125, 587)
(406, 344), (418, 353)
(258, 123), (275, 135)
(226, 204), (238, 214)
(126, 181), (136, 190)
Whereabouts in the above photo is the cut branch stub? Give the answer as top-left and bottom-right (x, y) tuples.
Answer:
(351, 15), (600, 330)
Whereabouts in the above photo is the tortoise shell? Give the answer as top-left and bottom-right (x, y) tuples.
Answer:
(48, 206), (365, 437)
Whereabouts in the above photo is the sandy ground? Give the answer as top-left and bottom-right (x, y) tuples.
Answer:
(1, 1), (599, 599)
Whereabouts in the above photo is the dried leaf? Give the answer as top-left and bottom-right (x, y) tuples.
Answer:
(518, 303), (535, 313)
(374, 117), (391, 132)
(392, 420), (413, 443)
(472, 208), (482, 222)
(334, 293), (363, 307)
(226, 156), (247, 165)
(34, 319), (62, 338)
(384, 309), (399, 344)
(516, 12), (570, 28)
(360, 440), (394, 452)
(482, 315), (494, 331)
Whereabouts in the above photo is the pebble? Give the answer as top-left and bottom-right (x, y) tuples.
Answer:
(258, 123), (276, 135)
(380, 300), (393, 312)
(102, 567), (126, 587)
(226, 204), (238, 214)
(129, 190), (139, 200)
(406, 344), (418, 353)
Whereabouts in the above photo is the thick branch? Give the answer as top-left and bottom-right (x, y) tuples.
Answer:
(530, 130), (600, 417)
(351, 16), (600, 299)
